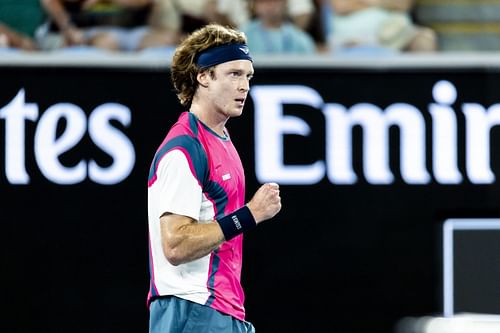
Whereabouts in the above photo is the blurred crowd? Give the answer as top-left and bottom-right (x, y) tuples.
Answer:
(1, 0), (499, 56)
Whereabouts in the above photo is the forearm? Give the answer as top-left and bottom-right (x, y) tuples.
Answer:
(41, 0), (74, 31)
(160, 214), (224, 266)
(160, 183), (280, 266)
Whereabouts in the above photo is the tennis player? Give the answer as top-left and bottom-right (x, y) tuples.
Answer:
(147, 23), (282, 332)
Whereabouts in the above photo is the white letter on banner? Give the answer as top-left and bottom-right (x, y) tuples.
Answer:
(429, 80), (462, 184)
(324, 102), (428, 184)
(34, 103), (87, 184)
(385, 103), (430, 184)
(462, 103), (500, 184)
(0, 89), (39, 184)
(323, 103), (357, 184)
(324, 103), (395, 184)
(250, 85), (325, 184)
(88, 103), (135, 185)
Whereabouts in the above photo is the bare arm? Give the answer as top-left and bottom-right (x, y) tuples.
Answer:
(161, 183), (281, 266)
(41, 0), (73, 32)
(40, 0), (86, 45)
(160, 214), (224, 266)
(0, 23), (37, 50)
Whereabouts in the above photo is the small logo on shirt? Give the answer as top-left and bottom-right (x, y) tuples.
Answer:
(222, 173), (231, 181)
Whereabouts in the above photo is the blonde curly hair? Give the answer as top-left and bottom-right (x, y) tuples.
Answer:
(171, 24), (248, 107)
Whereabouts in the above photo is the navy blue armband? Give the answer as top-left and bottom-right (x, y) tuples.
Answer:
(216, 206), (256, 241)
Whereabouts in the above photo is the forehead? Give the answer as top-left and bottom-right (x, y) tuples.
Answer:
(215, 60), (254, 73)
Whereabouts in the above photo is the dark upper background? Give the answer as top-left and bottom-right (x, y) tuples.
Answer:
(1, 64), (500, 333)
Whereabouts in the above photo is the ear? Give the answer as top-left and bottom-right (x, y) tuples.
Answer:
(197, 71), (209, 88)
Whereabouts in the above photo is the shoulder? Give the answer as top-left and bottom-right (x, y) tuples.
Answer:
(156, 113), (207, 165)
(150, 126), (209, 186)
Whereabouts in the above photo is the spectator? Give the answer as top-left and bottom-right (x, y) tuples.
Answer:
(242, 0), (317, 54)
(39, 0), (177, 52)
(0, 0), (46, 51)
(326, 0), (437, 55)
(145, 0), (316, 48)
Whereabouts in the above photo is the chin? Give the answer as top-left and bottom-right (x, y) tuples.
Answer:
(229, 109), (244, 118)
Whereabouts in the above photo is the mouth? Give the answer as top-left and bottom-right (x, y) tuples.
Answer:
(235, 98), (246, 106)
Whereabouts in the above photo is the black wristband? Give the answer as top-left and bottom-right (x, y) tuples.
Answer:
(216, 206), (256, 241)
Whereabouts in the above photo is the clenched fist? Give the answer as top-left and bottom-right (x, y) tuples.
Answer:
(246, 183), (282, 224)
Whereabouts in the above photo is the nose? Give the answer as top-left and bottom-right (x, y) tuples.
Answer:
(239, 77), (250, 92)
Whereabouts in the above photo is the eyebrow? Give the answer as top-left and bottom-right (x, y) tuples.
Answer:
(228, 68), (254, 75)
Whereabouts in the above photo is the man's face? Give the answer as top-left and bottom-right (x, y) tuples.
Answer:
(206, 59), (254, 119)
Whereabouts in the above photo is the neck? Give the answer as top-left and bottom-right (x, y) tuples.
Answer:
(189, 104), (227, 137)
